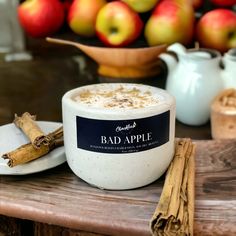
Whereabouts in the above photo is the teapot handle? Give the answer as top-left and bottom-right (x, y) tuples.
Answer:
(167, 43), (187, 56)
(159, 43), (187, 73)
(159, 52), (178, 74)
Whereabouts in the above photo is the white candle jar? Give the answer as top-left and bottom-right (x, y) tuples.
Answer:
(62, 83), (175, 190)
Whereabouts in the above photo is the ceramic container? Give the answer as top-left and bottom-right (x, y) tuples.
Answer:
(62, 83), (175, 190)
(222, 48), (236, 89)
(160, 43), (223, 126)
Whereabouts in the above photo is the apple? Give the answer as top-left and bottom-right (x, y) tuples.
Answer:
(67, 0), (106, 37)
(144, 0), (195, 46)
(121, 0), (159, 13)
(210, 0), (236, 7)
(95, 1), (143, 47)
(18, 0), (65, 38)
(196, 9), (236, 52)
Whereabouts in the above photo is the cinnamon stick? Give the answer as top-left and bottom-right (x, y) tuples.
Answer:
(2, 127), (63, 167)
(3, 143), (51, 167)
(14, 112), (51, 148)
(150, 138), (196, 236)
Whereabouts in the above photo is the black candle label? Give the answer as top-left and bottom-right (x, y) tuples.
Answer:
(76, 111), (170, 154)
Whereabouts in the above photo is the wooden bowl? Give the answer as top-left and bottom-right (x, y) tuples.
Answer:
(46, 37), (167, 79)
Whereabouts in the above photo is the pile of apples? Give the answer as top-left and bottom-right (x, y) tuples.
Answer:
(18, 0), (236, 52)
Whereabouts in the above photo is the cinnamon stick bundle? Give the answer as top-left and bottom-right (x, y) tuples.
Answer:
(150, 138), (196, 236)
(2, 127), (63, 167)
(14, 112), (51, 148)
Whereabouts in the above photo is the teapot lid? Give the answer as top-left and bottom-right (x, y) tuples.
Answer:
(187, 48), (221, 60)
(187, 51), (211, 59)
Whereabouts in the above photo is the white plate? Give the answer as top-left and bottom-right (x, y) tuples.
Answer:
(0, 121), (66, 175)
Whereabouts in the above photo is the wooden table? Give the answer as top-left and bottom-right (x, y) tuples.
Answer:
(0, 50), (235, 235)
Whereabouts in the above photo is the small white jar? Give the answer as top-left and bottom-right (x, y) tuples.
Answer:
(62, 83), (176, 190)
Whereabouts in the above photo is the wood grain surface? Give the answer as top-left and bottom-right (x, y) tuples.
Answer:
(0, 139), (235, 236)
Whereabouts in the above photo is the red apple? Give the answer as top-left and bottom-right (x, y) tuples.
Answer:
(210, 0), (236, 7)
(196, 9), (236, 52)
(18, 0), (65, 38)
(67, 0), (106, 37)
(95, 1), (143, 47)
(144, 0), (195, 46)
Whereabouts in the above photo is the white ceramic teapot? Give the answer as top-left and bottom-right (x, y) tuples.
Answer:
(159, 43), (224, 126)
(222, 48), (236, 89)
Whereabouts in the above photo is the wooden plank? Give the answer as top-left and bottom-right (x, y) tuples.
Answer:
(0, 139), (235, 235)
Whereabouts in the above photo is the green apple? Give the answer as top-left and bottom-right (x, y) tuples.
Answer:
(68, 0), (106, 37)
(144, 0), (195, 46)
(121, 0), (159, 13)
(95, 1), (143, 47)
